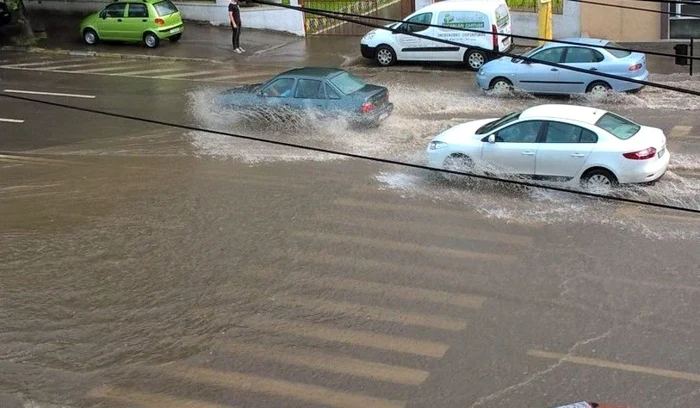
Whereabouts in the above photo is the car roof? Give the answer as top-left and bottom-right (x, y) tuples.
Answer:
(543, 38), (609, 48)
(520, 104), (608, 125)
(413, 0), (505, 14)
(281, 67), (346, 79)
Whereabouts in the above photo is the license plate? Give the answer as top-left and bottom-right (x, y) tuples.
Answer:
(379, 112), (389, 121)
(170, 28), (180, 34)
(658, 147), (665, 158)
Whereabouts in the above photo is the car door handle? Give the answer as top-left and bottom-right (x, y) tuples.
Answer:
(117, 18), (122, 22)
(550, 68), (558, 71)
(521, 151), (536, 156)
(571, 153), (585, 158)
(590, 67), (598, 71)
(142, 19), (147, 22)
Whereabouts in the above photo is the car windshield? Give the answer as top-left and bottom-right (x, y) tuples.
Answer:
(154, 0), (178, 16)
(328, 72), (366, 95)
(595, 112), (641, 139)
(476, 111), (521, 134)
(606, 41), (631, 58)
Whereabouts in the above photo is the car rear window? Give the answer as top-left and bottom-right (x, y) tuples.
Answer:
(605, 41), (631, 58)
(154, 0), (178, 16)
(595, 112), (640, 140)
(476, 111), (521, 135)
(328, 72), (366, 95)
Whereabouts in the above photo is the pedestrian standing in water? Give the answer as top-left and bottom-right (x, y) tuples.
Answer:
(229, 0), (244, 53)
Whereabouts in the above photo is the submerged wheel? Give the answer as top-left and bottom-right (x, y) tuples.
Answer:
(581, 168), (618, 194)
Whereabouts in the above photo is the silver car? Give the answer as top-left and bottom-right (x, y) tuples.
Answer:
(476, 38), (648, 95)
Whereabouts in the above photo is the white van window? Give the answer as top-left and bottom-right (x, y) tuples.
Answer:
(438, 11), (488, 31)
(405, 13), (433, 33)
(495, 4), (509, 28)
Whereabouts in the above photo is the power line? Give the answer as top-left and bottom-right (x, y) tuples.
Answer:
(1, 91), (698, 216)
(253, 0), (700, 97)
(569, 0), (700, 19)
(264, 0), (700, 62)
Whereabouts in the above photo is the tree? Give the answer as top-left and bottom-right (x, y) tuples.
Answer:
(1, 0), (36, 45)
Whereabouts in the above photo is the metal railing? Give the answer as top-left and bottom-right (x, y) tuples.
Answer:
(507, 0), (564, 15)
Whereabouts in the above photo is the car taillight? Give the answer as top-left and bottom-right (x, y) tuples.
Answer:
(155, 18), (165, 25)
(623, 147), (656, 160)
(491, 24), (498, 49)
(360, 102), (374, 114)
(629, 63), (643, 71)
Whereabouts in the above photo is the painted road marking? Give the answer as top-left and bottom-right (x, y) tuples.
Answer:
(670, 125), (693, 139)
(0, 118), (24, 123)
(333, 197), (483, 220)
(528, 350), (700, 383)
(3, 89), (96, 99)
(228, 342), (430, 385)
(200, 71), (284, 82)
(614, 204), (700, 224)
(0, 59), (74, 68)
(77, 64), (157, 74)
(87, 386), (229, 408)
(163, 365), (405, 408)
(314, 215), (533, 247)
(250, 317), (449, 358)
(111, 67), (190, 76)
(577, 272), (700, 293)
(280, 272), (485, 309)
(274, 295), (469, 331)
(293, 230), (514, 262)
(151, 70), (223, 79)
(33, 60), (121, 71)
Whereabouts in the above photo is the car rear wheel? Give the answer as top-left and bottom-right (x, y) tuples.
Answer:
(83, 29), (98, 45)
(465, 49), (487, 71)
(169, 34), (182, 43)
(144, 32), (159, 48)
(581, 168), (618, 194)
(586, 81), (611, 95)
(490, 77), (513, 92)
(375, 45), (396, 67)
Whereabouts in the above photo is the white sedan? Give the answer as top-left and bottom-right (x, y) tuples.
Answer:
(426, 104), (670, 193)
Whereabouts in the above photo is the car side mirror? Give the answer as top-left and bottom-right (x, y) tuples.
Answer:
(488, 134), (496, 144)
(395, 23), (408, 34)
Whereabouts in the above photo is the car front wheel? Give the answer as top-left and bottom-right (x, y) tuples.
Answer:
(144, 32), (159, 48)
(586, 81), (612, 95)
(490, 77), (513, 92)
(83, 29), (98, 45)
(465, 49), (487, 71)
(375, 45), (396, 67)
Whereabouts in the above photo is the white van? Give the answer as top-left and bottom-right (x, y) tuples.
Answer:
(360, 0), (513, 70)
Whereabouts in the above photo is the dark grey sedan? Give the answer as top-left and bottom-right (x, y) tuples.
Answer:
(217, 67), (394, 127)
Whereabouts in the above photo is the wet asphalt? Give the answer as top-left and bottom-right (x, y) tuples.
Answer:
(1, 52), (700, 408)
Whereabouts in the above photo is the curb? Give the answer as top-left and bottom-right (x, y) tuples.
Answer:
(0, 45), (225, 64)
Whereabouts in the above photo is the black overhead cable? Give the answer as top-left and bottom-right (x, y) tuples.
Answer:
(1, 91), (698, 216)
(251, 0), (700, 98)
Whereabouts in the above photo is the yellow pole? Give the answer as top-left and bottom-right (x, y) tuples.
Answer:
(538, 0), (553, 46)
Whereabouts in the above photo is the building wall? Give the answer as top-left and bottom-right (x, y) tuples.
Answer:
(24, 0), (306, 36)
(580, 0), (661, 41)
(510, 1), (581, 40)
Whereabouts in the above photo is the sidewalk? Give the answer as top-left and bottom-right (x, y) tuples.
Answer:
(2, 11), (364, 68)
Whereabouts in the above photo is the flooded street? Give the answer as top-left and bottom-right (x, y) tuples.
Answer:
(2, 53), (700, 408)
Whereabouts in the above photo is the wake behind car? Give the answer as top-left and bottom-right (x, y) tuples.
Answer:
(80, 0), (184, 48)
(477, 38), (648, 95)
(426, 104), (669, 193)
(217, 68), (394, 128)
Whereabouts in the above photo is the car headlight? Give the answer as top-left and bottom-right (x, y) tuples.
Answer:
(429, 141), (448, 150)
(363, 31), (375, 41)
(477, 67), (485, 76)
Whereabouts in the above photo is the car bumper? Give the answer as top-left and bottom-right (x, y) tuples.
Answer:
(355, 102), (393, 126)
(618, 149), (671, 184)
(615, 70), (648, 92)
(426, 147), (452, 169)
(361, 44), (375, 59)
(157, 24), (184, 38)
(476, 72), (492, 90)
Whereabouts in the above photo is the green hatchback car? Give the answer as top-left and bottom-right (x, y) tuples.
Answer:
(80, 0), (184, 48)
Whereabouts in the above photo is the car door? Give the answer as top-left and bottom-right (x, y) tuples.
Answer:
(123, 3), (150, 41)
(99, 3), (127, 39)
(481, 120), (544, 176)
(293, 78), (327, 116)
(515, 46), (565, 94)
(323, 82), (344, 117)
(395, 12), (433, 61)
(561, 47), (605, 94)
(535, 121), (598, 180)
(259, 77), (297, 117)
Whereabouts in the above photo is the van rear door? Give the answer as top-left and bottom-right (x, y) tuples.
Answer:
(494, 3), (512, 52)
